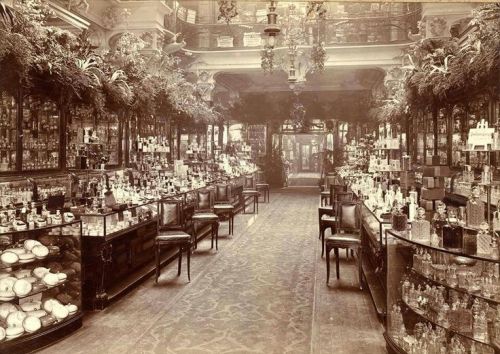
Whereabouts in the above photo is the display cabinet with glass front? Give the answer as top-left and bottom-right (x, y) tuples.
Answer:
(0, 91), (18, 172)
(77, 200), (159, 238)
(385, 228), (500, 354)
(0, 220), (82, 353)
(0, 175), (70, 209)
(79, 200), (159, 310)
(67, 109), (120, 169)
(423, 111), (448, 165)
(21, 97), (60, 171)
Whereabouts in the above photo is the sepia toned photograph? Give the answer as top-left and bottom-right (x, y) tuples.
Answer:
(0, 0), (498, 353)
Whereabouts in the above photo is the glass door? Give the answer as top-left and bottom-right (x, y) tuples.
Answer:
(300, 144), (311, 171)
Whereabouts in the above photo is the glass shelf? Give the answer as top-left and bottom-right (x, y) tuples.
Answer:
(387, 229), (500, 263)
(385, 228), (500, 354)
(0, 220), (82, 352)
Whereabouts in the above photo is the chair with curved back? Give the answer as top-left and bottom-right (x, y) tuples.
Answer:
(155, 198), (192, 283)
(325, 201), (363, 289)
(192, 189), (220, 250)
(213, 183), (235, 235)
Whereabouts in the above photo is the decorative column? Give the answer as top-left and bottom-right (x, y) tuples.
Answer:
(196, 70), (216, 158)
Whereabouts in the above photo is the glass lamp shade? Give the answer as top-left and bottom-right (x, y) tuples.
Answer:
(266, 35), (276, 48)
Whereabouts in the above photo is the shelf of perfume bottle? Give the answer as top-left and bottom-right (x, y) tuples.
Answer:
(410, 268), (500, 306)
(401, 300), (499, 350)
(0, 220), (81, 237)
(387, 229), (500, 264)
(0, 279), (69, 303)
(370, 169), (403, 173)
(385, 329), (498, 354)
(81, 217), (158, 240)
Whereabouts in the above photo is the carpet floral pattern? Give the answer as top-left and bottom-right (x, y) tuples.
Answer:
(41, 188), (385, 354)
(130, 190), (317, 354)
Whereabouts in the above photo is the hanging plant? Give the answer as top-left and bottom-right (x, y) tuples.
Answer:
(217, 1), (238, 24)
(310, 42), (326, 72)
(306, 1), (327, 20)
(0, 1), (15, 27)
(261, 45), (274, 73)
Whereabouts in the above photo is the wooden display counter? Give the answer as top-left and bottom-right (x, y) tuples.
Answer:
(81, 174), (253, 310)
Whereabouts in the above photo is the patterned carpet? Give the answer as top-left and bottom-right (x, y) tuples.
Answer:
(41, 188), (385, 354)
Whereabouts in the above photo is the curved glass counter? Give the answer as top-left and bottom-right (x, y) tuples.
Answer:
(385, 229), (500, 354)
(0, 220), (82, 353)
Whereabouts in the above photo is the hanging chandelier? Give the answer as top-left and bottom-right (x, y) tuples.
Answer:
(261, 1), (327, 89)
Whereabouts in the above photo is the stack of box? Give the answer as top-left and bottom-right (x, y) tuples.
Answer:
(400, 171), (415, 191)
(420, 165), (451, 211)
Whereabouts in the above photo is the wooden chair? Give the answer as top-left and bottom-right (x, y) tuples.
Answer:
(319, 187), (350, 253)
(242, 175), (259, 214)
(256, 171), (270, 203)
(320, 174), (341, 206)
(213, 184), (235, 235)
(192, 189), (220, 250)
(155, 199), (191, 283)
(325, 201), (363, 289)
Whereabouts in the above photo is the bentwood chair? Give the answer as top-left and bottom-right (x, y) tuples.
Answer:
(192, 189), (220, 250)
(320, 190), (353, 257)
(213, 184), (235, 235)
(242, 175), (260, 214)
(256, 171), (270, 203)
(155, 199), (192, 283)
(325, 201), (363, 289)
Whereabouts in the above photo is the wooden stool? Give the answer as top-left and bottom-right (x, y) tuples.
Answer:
(256, 183), (270, 203)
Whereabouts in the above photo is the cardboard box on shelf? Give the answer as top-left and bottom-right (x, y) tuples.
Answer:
(419, 199), (434, 211)
(422, 177), (435, 189)
(421, 187), (445, 201)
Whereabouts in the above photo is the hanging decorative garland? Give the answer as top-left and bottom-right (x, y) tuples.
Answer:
(261, 45), (275, 73)
(310, 42), (326, 72)
(217, 1), (238, 24)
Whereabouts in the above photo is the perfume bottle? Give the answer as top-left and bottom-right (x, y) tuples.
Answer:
(413, 248), (424, 272)
(402, 278), (411, 303)
(462, 228), (478, 255)
(442, 214), (463, 250)
(476, 222), (492, 255)
(473, 311), (488, 341)
(412, 207), (431, 242)
(493, 306), (500, 346)
(52, 209), (62, 225)
(467, 186), (485, 228)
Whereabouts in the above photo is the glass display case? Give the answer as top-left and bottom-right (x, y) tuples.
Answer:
(384, 228), (500, 354)
(0, 91), (18, 172)
(21, 97), (60, 171)
(78, 201), (159, 237)
(67, 108), (120, 169)
(0, 220), (82, 353)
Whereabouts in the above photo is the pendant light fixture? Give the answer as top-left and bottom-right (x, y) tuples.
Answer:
(264, 1), (280, 48)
